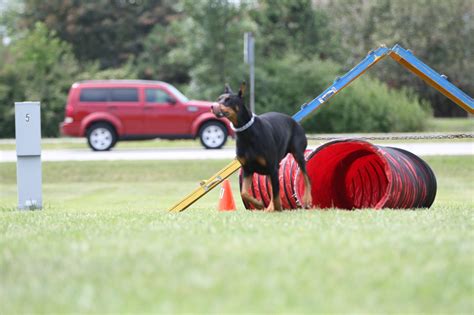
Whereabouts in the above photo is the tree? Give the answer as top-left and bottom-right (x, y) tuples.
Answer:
(0, 22), (81, 137)
(184, 0), (258, 99)
(137, 22), (194, 84)
(16, 0), (179, 68)
(138, 0), (255, 100)
(251, 0), (336, 60)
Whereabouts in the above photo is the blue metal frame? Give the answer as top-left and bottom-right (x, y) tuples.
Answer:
(292, 44), (473, 122)
(292, 46), (390, 122)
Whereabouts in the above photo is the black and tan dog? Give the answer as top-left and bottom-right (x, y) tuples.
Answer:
(211, 82), (312, 211)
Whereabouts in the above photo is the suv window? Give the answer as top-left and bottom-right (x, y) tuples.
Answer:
(80, 88), (108, 102)
(146, 89), (173, 103)
(79, 88), (139, 102)
(110, 88), (138, 102)
(162, 83), (189, 103)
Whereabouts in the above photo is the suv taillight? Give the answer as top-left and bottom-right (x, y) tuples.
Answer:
(65, 104), (74, 117)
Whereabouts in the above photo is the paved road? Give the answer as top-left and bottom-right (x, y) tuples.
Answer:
(1, 142), (472, 162)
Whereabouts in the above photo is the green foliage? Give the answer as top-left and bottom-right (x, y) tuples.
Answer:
(308, 79), (432, 133)
(0, 22), (81, 137)
(252, 56), (330, 118)
(0, 71), (18, 137)
(16, 0), (179, 68)
(251, 0), (335, 60)
(137, 22), (194, 84)
(138, 0), (257, 100)
(80, 58), (139, 81)
(179, 0), (255, 100)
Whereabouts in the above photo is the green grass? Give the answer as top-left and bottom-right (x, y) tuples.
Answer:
(0, 157), (473, 313)
(426, 117), (474, 133)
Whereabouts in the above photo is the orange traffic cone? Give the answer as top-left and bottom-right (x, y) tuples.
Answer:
(218, 179), (236, 211)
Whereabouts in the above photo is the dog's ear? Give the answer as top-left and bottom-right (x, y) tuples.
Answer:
(238, 81), (246, 98)
(224, 83), (233, 94)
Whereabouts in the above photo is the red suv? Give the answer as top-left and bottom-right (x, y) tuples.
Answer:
(60, 80), (233, 151)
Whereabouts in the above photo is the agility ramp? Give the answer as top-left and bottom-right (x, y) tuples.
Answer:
(168, 44), (473, 212)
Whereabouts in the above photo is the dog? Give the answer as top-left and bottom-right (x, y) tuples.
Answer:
(211, 82), (312, 211)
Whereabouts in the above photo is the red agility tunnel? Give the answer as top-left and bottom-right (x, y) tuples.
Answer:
(239, 139), (437, 210)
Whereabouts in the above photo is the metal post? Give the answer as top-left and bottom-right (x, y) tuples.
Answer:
(244, 32), (255, 113)
(15, 102), (42, 210)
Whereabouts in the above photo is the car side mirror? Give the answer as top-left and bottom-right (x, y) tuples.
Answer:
(168, 97), (177, 105)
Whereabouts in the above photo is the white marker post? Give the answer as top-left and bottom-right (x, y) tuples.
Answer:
(15, 102), (42, 210)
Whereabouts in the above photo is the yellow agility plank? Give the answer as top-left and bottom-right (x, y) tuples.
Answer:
(168, 159), (242, 212)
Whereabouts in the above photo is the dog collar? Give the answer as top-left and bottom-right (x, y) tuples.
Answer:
(231, 114), (256, 132)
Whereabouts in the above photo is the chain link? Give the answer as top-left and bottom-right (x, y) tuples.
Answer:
(307, 133), (474, 141)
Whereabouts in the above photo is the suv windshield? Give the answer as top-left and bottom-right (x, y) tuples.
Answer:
(164, 83), (189, 103)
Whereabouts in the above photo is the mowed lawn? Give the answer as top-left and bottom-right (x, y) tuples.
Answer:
(0, 156), (473, 313)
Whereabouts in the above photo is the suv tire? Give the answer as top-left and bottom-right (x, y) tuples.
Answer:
(199, 121), (228, 149)
(87, 122), (117, 151)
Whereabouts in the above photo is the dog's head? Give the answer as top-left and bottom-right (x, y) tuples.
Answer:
(211, 82), (246, 124)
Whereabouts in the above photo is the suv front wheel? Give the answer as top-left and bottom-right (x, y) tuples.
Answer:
(87, 122), (117, 151)
(199, 121), (228, 149)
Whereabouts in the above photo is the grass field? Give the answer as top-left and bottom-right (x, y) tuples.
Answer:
(0, 156), (473, 313)
(427, 117), (474, 133)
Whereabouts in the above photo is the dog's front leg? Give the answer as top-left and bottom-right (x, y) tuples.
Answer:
(241, 174), (264, 210)
(266, 170), (282, 212)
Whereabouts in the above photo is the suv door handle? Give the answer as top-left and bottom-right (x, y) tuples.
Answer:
(108, 106), (118, 110)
